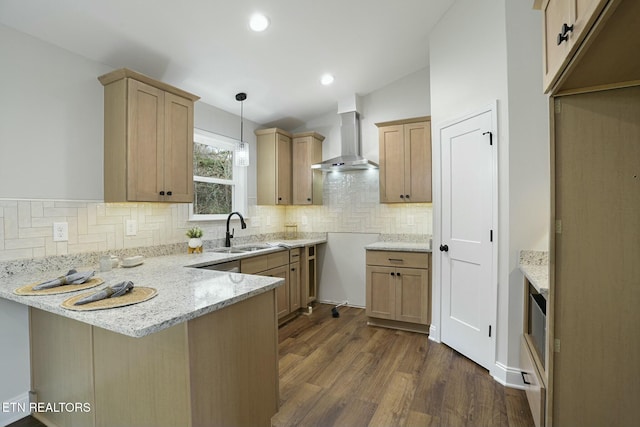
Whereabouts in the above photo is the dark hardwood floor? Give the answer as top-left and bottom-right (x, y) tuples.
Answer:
(274, 304), (535, 427)
(10, 304), (534, 427)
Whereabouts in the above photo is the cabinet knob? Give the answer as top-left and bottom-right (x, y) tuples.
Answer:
(278, 197), (282, 201)
(405, 194), (410, 199)
(557, 22), (574, 45)
(397, 272), (401, 277)
(291, 268), (296, 271)
(400, 195), (404, 199)
(167, 191), (172, 196)
(159, 191), (165, 196)
(390, 272), (395, 276)
(307, 198), (311, 202)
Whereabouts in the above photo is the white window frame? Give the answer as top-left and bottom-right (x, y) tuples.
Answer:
(190, 128), (247, 221)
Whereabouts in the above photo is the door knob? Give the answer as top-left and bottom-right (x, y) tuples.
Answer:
(439, 244), (449, 252)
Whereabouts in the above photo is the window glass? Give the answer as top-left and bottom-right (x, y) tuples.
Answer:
(191, 129), (247, 220)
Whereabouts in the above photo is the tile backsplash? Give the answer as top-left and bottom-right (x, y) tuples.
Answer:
(0, 170), (432, 263)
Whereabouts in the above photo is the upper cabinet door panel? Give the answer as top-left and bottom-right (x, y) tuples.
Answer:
(276, 133), (292, 205)
(543, 0), (572, 91)
(163, 92), (194, 203)
(406, 121), (432, 203)
(127, 79), (164, 201)
(379, 125), (405, 203)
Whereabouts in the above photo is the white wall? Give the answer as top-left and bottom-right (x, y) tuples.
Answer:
(0, 24), (109, 200)
(504, 0), (550, 372)
(430, 0), (549, 385)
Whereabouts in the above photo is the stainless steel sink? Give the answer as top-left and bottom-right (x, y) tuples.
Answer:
(208, 247), (246, 254)
(236, 244), (273, 252)
(208, 244), (273, 254)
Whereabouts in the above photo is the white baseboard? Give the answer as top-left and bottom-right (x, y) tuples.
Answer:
(0, 392), (30, 427)
(428, 324), (440, 342)
(492, 361), (526, 390)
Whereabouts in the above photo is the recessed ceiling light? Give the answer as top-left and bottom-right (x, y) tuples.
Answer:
(320, 73), (335, 86)
(249, 13), (270, 32)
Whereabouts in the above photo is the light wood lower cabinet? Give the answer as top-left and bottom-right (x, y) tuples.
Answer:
(29, 291), (278, 427)
(300, 244), (318, 307)
(241, 249), (304, 324)
(365, 250), (430, 334)
(520, 335), (546, 427)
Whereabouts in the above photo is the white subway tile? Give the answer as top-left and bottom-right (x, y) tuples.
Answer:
(18, 201), (31, 228)
(5, 237), (45, 250)
(31, 201), (44, 217)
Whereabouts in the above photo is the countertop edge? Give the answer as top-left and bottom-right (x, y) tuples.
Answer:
(518, 249), (549, 298)
(365, 242), (432, 253)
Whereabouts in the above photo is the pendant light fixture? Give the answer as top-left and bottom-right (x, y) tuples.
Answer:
(234, 92), (249, 167)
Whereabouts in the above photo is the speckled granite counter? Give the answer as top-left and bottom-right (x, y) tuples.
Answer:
(365, 241), (432, 252)
(0, 238), (326, 338)
(519, 250), (549, 298)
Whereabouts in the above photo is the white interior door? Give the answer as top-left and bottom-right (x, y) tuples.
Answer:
(439, 108), (496, 371)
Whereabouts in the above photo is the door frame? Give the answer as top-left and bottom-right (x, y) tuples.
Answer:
(431, 102), (499, 370)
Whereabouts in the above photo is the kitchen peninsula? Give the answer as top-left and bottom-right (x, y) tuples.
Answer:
(0, 249), (290, 427)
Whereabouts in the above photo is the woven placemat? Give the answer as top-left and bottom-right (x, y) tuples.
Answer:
(61, 287), (157, 311)
(14, 278), (105, 296)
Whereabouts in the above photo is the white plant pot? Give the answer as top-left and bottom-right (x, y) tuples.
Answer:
(188, 238), (203, 249)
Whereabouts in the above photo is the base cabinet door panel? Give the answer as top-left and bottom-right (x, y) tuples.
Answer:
(520, 336), (545, 427)
(366, 266), (396, 320)
(395, 268), (429, 324)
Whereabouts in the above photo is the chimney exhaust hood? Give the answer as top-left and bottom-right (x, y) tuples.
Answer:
(311, 111), (378, 171)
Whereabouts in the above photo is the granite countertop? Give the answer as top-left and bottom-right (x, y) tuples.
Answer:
(519, 250), (549, 298)
(365, 241), (432, 253)
(0, 238), (326, 338)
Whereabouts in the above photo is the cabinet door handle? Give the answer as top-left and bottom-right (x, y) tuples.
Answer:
(521, 371), (531, 385)
(291, 268), (296, 271)
(400, 195), (404, 199)
(405, 194), (410, 199)
(159, 191), (165, 196)
(388, 258), (404, 262)
(390, 272), (395, 276)
(167, 191), (172, 196)
(307, 198), (311, 202)
(396, 272), (401, 277)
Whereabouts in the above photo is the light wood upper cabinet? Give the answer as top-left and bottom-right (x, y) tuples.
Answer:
(292, 132), (324, 205)
(255, 128), (292, 205)
(376, 117), (432, 203)
(99, 68), (199, 203)
(542, 0), (610, 93)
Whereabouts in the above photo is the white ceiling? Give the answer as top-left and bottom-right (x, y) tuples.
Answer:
(0, 0), (453, 128)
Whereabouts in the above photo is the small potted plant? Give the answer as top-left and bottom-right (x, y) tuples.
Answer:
(186, 226), (203, 253)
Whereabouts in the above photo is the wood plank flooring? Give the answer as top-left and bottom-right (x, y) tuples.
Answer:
(273, 304), (535, 427)
(10, 304), (535, 427)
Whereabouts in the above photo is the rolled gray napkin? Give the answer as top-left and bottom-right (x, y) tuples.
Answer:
(74, 281), (134, 305)
(32, 270), (95, 290)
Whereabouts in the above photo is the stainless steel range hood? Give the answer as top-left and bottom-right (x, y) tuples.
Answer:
(311, 111), (378, 171)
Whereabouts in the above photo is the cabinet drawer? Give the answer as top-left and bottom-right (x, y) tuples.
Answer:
(520, 336), (545, 427)
(289, 248), (301, 263)
(241, 250), (289, 274)
(366, 250), (428, 269)
(241, 255), (268, 274)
